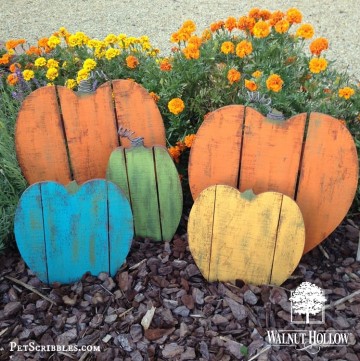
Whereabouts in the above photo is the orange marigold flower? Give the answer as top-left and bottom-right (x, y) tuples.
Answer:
(178, 30), (191, 42)
(269, 10), (285, 26)
(309, 57), (327, 73)
(245, 79), (258, 91)
(236, 40), (253, 58)
(275, 19), (290, 34)
(9, 63), (21, 72)
(259, 9), (272, 20)
(184, 134), (196, 148)
(286, 8), (302, 24)
(170, 31), (181, 43)
(227, 68), (241, 84)
(126, 55), (139, 69)
(201, 29), (212, 42)
(149, 91), (160, 102)
(266, 74), (284, 92)
(182, 20), (196, 34)
(176, 140), (187, 152)
(183, 45), (200, 60)
(5, 38), (25, 50)
(168, 146), (181, 163)
(6, 73), (18, 86)
(220, 41), (235, 55)
(210, 21), (224, 32)
(338, 87), (355, 100)
(168, 98), (185, 115)
(252, 70), (262, 78)
(253, 20), (271, 38)
(188, 35), (202, 48)
(310, 37), (329, 56)
(225, 16), (237, 32)
(26, 46), (41, 56)
(296, 24), (315, 39)
(160, 58), (172, 71)
(249, 8), (261, 19)
(237, 16), (256, 31)
(0, 53), (12, 65)
(38, 37), (49, 48)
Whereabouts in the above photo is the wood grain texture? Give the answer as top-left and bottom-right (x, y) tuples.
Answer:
(189, 106), (358, 253)
(188, 105), (245, 200)
(14, 180), (133, 284)
(57, 82), (119, 183)
(15, 86), (71, 184)
(110, 79), (166, 148)
(188, 185), (305, 286)
(239, 108), (306, 197)
(296, 113), (359, 253)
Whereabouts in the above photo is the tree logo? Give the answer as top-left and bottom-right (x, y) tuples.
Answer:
(289, 282), (327, 324)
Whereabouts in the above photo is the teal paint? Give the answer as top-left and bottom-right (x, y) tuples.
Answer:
(14, 180), (133, 284)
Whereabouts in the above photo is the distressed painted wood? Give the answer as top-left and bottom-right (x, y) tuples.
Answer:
(15, 80), (166, 185)
(188, 185), (305, 285)
(107, 145), (183, 242)
(14, 180), (133, 284)
(189, 105), (358, 253)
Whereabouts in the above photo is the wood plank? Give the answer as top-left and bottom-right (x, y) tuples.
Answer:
(41, 181), (109, 284)
(239, 108), (306, 197)
(296, 113), (359, 253)
(189, 105), (245, 200)
(15, 86), (71, 184)
(110, 79), (166, 148)
(14, 184), (48, 283)
(107, 181), (133, 276)
(187, 186), (216, 280)
(153, 147), (183, 241)
(271, 195), (305, 284)
(57, 83), (119, 184)
(125, 146), (162, 241)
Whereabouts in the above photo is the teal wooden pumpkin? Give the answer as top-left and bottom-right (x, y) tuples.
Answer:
(14, 179), (133, 284)
(106, 128), (183, 242)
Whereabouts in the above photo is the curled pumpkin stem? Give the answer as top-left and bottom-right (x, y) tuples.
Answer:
(118, 126), (144, 147)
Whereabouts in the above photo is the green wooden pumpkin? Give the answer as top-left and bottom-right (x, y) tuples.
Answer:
(14, 179), (133, 284)
(106, 128), (183, 242)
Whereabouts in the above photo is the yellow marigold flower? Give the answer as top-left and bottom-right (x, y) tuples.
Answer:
(160, 58), (172, 71)
(269, 10), (285, 26)
(252, 70), (262, 78)
(227, 69), (241, 84)
(104, 33), (118, 45)
(87, 39), (102, 48)
(117, 33), (127, 43)
(296, 24), (315, 39)
(249, 8), (261, 19)
(266, 74), (284, 92)
(47, 58), (59, 69)
(259, 9), (272, 20)
(225, 16), (237, 32)
(236, 40), (253, 58)
(338, 87), (355, 100)
(168, 98), (185, 115)
(149, 92), (160, 102)
(47, 82), (54, 86)
(245, 79), (258, 91)
(83, 58), (97, 71)
(68, 34), (78, 47)
(58, 27), (69, 37)
(309, 57), (327, 73)
(22, 70), (35, 81)
(47, 35), (61, 49)
(275, 19), (290, 34)
(184, 134), (196, 148)
(76, 68), (89, 83)
(168, 146), (181, 163)
(34, 57), (46, 67)
(183, 44), (200, 60)
(7, 73), (18, 86)
(253, 20), (271, 38)
(95, 48), (106, 59)
(65, 79), (77, 89)
(104, 48), (120, 60)
(237, 16), (256, 31)
(310, 37), (329, 56)
(46, 67), (58, 81)
(9, 63), (21, 72)
(286, 8), (302, 24)
(221, 41), (235, 55)
(201, 29), (212, 42)
(126, 55), (139, 69)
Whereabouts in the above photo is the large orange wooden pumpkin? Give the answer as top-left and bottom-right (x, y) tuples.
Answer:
(15, 79), (166, 185)
(189, 105), (358, 253)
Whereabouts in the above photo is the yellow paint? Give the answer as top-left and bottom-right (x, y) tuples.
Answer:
(188, 185), (305, 286)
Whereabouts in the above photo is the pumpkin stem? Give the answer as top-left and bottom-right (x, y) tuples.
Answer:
(118, 126), (144, 147)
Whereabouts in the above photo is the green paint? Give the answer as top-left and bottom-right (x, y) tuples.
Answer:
(66, 180), (81, 194)
(240, 189), (256, 201)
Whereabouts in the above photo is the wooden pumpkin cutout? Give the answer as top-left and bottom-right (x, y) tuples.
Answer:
(189, 105), (358, 253)
(106, 128), (183, 242)
(15, 79), (166, 185)
(188, 185), (305, 285)
(14, 180), (133, 284)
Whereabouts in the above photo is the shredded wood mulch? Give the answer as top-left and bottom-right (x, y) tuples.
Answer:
(0, 218), (359, 361)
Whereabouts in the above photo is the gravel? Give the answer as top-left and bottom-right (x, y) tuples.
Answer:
(0, 0), (359, 79)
